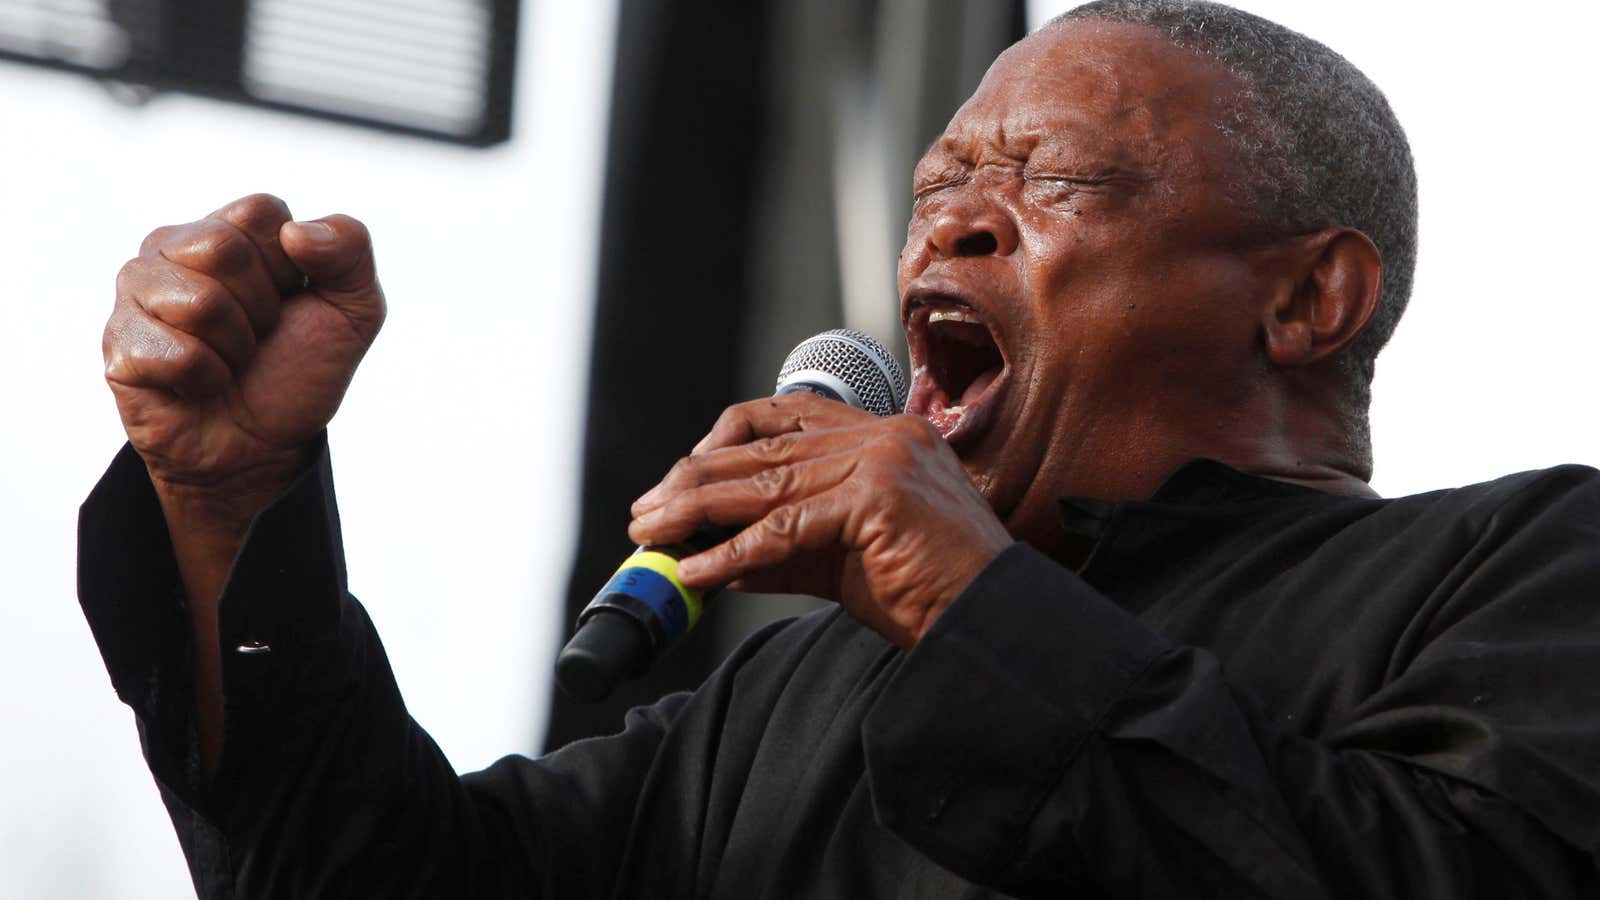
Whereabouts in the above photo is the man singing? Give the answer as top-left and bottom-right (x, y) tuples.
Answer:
(80, 1), (1600, 896)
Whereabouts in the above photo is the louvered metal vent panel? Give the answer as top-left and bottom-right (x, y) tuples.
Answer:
(0, 0), (518, 145)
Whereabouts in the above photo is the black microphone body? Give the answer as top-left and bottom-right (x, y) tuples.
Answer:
(555, 329), (907, 702)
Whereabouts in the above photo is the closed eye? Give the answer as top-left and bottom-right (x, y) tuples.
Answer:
(913, 177), (969, 202)
(1023, 173), (1115, 188)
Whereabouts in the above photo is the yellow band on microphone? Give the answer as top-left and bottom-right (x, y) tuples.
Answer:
(614, 549), (705, 629)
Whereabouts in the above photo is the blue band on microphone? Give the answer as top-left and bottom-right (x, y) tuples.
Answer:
(598, 565), (691, 640)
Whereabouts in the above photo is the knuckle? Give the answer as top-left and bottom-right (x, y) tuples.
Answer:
(155, 221), (253, 276)
(102, 351), (128, 384)
(138, 224), (180, 257)
(101, 316), (127, 369)
(228, 193), (293, 228)
(750, 464), (791, 499)
(750, 434), (791, 462)
(167, 337), (215, 382)
(671, 454), (703, 484)
(179, 282), (237, 330)
(193, 223), (257, 275)
(712, 406), (742, 433)
(115, 256), (148, 293)
(103, 346), (138, 386)
(762, 504), (802, 541)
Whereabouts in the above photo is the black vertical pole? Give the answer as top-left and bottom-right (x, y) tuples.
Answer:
(542, 0), (772, 752)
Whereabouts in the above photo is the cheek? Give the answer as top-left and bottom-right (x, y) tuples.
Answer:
(1022, 246), (1262, 396)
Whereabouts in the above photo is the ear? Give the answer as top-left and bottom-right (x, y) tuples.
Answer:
(1260, 227), (1383, 368)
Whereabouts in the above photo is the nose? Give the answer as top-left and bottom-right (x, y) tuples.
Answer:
(927, 201), (1019, 260)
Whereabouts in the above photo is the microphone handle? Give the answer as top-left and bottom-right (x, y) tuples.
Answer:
(555, 383), (850, 702)
(555, 524), (733, 702)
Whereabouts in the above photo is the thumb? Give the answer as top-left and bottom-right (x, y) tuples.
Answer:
(280, 215), (385, 324)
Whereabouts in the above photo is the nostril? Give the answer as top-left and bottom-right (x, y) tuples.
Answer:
(955, 231), (998, 256)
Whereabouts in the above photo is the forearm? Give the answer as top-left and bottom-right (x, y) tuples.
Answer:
(151, 449), (313, 771)
(82, 441), (530, 897)
(863, 544), (1595, 898)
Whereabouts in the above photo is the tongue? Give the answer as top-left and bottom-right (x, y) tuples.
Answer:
(960, 366), (1000, 407)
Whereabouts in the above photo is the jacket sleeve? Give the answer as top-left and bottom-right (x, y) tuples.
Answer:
(77, 439), (683, 900)
(860, 473), (1600, 899)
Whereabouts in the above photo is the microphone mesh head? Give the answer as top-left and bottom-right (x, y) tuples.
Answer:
(776, 328), (908, 417)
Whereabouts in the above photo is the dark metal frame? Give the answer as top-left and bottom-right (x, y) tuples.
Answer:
(0, 0), (520, 146)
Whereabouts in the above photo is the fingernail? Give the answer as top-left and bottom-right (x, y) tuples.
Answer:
(629, 509), (660, 544)
(296, 220), (335, 243)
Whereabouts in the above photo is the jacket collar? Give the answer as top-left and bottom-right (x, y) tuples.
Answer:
(1057, 458), (1326, 538)
(1056, 458), (1354, 596)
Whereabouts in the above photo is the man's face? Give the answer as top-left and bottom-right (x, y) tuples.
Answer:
(899, 20), (1278, 544)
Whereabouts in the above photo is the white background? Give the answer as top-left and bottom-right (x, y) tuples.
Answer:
(2, 1), (1597, 897)
(1, 1), (618, 896)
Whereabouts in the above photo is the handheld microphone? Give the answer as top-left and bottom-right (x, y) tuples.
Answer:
(555, 329), (908, 702)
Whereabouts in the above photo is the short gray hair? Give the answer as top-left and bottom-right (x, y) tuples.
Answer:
(1052, 0), (1418, 414)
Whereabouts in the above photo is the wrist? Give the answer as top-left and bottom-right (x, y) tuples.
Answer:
(149, 444), (312, 514)
(909, 530), (1014, 645)
(149, 447), (314, 567)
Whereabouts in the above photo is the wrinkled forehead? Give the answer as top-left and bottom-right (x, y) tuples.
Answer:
(923, 20), (1246, 175)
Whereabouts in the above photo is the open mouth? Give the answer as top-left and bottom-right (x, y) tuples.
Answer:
(905, 299), (1009, 450)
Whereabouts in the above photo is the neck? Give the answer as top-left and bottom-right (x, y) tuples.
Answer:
(1214, 370), (1376, 498)
(1001, 369), (1376, 567)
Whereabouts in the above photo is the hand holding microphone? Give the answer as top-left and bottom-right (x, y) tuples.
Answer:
(556, 329), (1012, 701)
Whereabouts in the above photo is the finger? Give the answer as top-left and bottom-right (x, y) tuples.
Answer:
(209, 193), (304, 294)
(279, 214), (386, 340)
(104, 303), (233, 400)
(143, 197), (294, 337)
(692, 391), (876, 455)
(120, 258), (257, 376)
(633, 426), (869, 515)
(630, 450), (861, 546)
(675, 486), (855, 588)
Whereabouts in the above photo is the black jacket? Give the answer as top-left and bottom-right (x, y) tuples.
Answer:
(78, 441), (1600, 898)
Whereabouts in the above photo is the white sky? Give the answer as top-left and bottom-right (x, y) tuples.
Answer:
(2, 1), (1598, 897)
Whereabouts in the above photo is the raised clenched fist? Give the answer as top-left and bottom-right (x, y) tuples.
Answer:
(103, 193), (386, 500)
